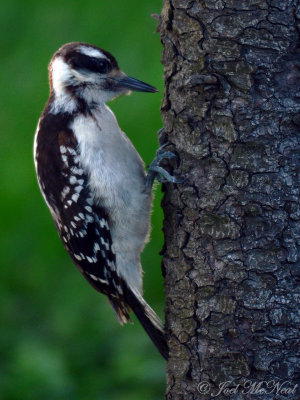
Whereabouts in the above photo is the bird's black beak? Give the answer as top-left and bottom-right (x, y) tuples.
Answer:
(116, 75), (157, 93)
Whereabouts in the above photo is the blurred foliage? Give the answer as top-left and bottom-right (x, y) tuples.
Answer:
(0, 1), (166, 399)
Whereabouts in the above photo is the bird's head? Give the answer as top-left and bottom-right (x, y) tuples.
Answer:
(48, 42), (157, 106)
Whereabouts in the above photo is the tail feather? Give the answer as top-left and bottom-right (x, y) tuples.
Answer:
(107, 296), (131, 325)
(84, 269), (168, 358)
(123, 284), (169, 360)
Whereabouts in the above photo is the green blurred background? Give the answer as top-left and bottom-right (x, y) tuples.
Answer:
(0, 1), (166, 399)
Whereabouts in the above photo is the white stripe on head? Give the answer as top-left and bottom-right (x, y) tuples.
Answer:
(78, 45), (108, 60)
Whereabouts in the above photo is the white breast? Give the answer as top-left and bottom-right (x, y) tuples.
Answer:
(71, 105), (146, 204)
(70, 105), (151, 291)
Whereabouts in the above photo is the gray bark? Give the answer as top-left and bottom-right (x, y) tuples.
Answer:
(158, 1), (300, 399)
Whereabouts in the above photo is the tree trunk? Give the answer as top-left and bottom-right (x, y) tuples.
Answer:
(158, 1), (300, 399)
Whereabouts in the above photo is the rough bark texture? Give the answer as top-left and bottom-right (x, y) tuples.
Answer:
(158, 1), (300, 399)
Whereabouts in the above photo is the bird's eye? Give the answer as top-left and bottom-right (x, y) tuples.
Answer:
(95, 59), (110, 74)
(69, 54), (111, 74)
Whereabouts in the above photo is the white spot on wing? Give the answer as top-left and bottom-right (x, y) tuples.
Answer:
(71, 167), (84, 175)
(67, 147), (76, 155)
(87, 273), (108, 285)
(86, 215), (94, 223)
(100, 237), (109, 250)
(99, 219), (109, 229)
(61, 186), (70, 199)
(61, 155), (68, 166)
(93, 243), (100, 253)
(75, 185), (83, 193)
(72, 193), (80, 202)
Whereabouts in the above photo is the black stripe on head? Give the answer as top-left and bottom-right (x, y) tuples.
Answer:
(68, 53), (111, 74)
(55, 42), (119, 75)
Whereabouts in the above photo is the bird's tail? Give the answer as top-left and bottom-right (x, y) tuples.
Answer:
(86, 269), (168, 358)
(122, 284), (168, 360)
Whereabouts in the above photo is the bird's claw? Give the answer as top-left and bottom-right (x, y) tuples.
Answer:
(146, 144), (183, 189)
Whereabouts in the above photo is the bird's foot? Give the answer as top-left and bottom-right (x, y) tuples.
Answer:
(146, 143), (184, 189)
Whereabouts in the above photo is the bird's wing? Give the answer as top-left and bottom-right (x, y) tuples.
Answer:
(35, 126), (130, 323)
(57, 195), (131, 324)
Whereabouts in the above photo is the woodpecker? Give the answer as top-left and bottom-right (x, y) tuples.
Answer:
(33, 42), (177, 360)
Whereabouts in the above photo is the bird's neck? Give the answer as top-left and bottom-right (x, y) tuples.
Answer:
(48, 85), (108, 116)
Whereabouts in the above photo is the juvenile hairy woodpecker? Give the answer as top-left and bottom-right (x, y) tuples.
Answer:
(34, 42), (174, 359)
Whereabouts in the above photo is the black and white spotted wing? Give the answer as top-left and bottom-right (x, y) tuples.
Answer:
(35, 121), (130, 323)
